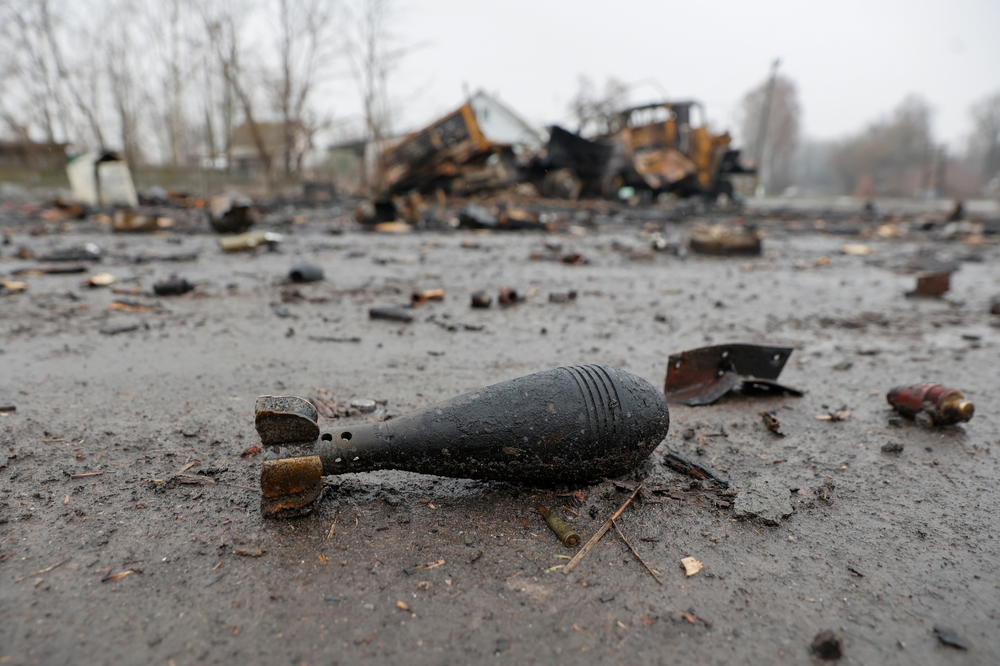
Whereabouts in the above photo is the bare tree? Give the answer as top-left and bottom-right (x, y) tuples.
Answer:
(567, 75), (630, 135)
(202, 2), (274, 183)
(830, 95), (934, 197)
(966, 91), (1000, 192)
(740, 73), (801, 194)
(269, 0), (338, 176)
(348, 0), (407, 189)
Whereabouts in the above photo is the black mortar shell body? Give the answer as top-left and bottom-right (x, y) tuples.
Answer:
(311, 364), (669, 484)
(537, 505), (580, 547)
(289, 262), (324, 283)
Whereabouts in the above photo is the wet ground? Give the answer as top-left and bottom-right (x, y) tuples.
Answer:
(2, 213), (999, 664)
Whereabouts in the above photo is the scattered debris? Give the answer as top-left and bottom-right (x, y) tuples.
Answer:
(680, 556), (704, 577)
(816, 409), (852, 422)
(308, 335), (361, 343)
(990, 295), (1000, 315)
(470, 291), (493, 308)
(0, 405), (16, 413)
(612, 518), (662, 584)
(498, 286), (522, 307)
(289, 262), (324, 283)
(234, 547), (266, 558)
(536, 505), (580, 547)
(240, 445), (262, 458)
(395, 600), (411, 612)
(153, 276), (195, 296)
(689, 224), (761, 256)
(411, 288), (445, 306)
(907, 270), (953, 298)
(661, 451), (729, 487)
(0, 279), (27, 294)
(112, 210), (170, 233)
(881, 442), (904, 454)
(841, 243), (872, 256)
(760, 411), (784, 436)
(350, 398), (377, 414)
(219, 231), (282, 252)
(887, 383), (974, 426)
(39, 243), (102, 262)
(933, 626), (969, 650)
(86, 272), (116, 288)
(209, 194), (257, 233)
(369, 305), (414, 323)
(548, 290), (578, 304)
(810, 630), (844, 660)
(101, 568), (142, 583)
(563, 484), (643, 575)
(665, 344), (803, 406)
(733, 477), (793, 525)
(99, 324), (141, 336)
(110, 299), (154, 312)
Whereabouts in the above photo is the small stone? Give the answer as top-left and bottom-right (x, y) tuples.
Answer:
(933, 626), (969, 650)
(733, 477), (793, 525)
(881, 442), (904, 454)
(811, 630), (843, 660)
(350, 398), (377, 413)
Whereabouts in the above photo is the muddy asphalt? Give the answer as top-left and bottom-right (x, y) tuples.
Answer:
(1, 209), (998, 665)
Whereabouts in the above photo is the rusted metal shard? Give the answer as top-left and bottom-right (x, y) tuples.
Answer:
(662, 451), (729, 488)
(887, 383), (974, 426)
(664, 344), (803, 406)
(907, 270), (952, 298)
(255, 365), (670, 518)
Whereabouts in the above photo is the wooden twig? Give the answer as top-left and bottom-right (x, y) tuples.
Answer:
(15, 559), (69, 583)
(562, 483), (643, 575)
(612, 518), (662, 585)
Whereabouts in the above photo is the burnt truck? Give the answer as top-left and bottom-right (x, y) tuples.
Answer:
(531, 101), (753, 201)
(378, 91), (544, 197)
(376, 94), (751, 202)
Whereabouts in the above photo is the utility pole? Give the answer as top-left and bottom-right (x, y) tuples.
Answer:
(753, 58), (780, 197)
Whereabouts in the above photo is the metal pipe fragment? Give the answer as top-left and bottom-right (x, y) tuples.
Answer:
(536, 505), (580, 547)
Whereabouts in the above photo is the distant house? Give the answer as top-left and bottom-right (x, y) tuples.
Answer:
(0, 139), (68, 170)
(229, 121), (309, 176)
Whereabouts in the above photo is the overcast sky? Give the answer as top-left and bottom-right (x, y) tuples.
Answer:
(347, 0), (999, 148)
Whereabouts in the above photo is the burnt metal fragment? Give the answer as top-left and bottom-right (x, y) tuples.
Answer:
(470, 291), (492, 308)
(907, 270), (952, 298)
(369, 305), (414, 322)
(498, 287), (520, 306)
(255, 365), (670, 517)
(289, 262), (324, 283)
(760, 411), (784, 436)
(536, 505), (580, 547)
(664, 344), (803, 406)
(548, 290), (577, 304)
(153, 277), (194, 296)
(208, 194), (258, 233)
(662, 451), (729, 488)
(886, 383), (974, 426)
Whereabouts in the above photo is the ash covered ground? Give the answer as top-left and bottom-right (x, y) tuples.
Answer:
(1, 199), (999, 665)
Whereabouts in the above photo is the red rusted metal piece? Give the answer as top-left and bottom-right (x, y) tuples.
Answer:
(664, 344), (803, 406)
(887, 383), (974, 426)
